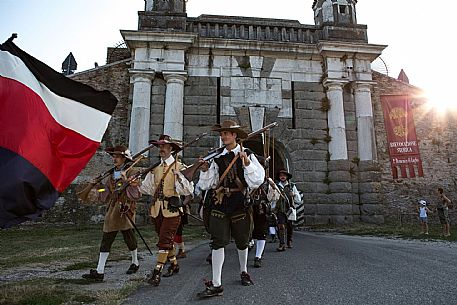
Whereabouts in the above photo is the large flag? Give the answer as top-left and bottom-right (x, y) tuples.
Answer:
(0, 37), (118, 228)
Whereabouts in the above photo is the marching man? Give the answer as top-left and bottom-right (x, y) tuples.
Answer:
(196, 120), (265, 298)
(82, 145), (141, 282)
(139, 135), (194, 286)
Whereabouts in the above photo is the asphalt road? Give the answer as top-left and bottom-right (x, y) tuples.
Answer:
(123, 232), (457, 305)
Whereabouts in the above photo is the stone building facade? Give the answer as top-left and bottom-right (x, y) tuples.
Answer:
(47, 0), (456, 226)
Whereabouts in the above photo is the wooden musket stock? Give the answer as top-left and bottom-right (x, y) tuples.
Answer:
(113, 133), (207, 194)
(76, 143), (157, 202)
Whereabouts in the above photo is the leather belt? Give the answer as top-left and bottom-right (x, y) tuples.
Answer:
(222, 187), (244, 195)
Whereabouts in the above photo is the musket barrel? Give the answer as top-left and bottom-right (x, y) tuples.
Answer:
(181, 122), (278, 181)
(113, 133), (207, 193)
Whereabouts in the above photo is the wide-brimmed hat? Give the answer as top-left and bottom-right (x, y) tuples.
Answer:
(105, 145), (133, 161)
(276, 169), (292, 180)
(149, 135), (182, 152)
(212, 120), (249, 139)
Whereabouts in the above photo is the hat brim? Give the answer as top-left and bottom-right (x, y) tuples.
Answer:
(106, 150), (133, 161)
(149, 140), (181, 152)
(277, 170), (292, 180)
(212, 126), (249, 139)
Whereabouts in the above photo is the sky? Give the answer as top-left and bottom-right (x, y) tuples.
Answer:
(1, 0), (456, 108)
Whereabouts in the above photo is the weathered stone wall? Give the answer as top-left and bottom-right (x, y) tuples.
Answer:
(106, 47), (131, 64)
(372, 72), (457, 224)
(182, 76), (219, 165)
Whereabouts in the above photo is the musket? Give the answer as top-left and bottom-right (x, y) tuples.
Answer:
(114, 133), (207, 193)
(181, 122), (279, 181)
(77, 143), (158, 202)
(120, 207), (155, 257)
(187, 212), (204, 223)
(265, 177), (288, 202)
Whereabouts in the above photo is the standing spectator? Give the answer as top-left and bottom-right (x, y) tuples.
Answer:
(436, 187), (451, 237)
(417, 200), (431, 235)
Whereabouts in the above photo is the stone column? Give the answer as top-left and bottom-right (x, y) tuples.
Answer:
(353, 81), (377, 160)
(163, 71), (187, 141)
(325, 80), (348, 160)
(128, 70), (155, 155)
(145, 0), (154, 11)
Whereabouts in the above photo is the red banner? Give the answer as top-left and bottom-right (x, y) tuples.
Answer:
(381, 95), (423, 179)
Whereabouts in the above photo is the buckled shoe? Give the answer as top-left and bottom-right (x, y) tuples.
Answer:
(253, 257), (262, 268)
(147, 269), (162, 286)
(197, 282), (224, 298)
(162, 263), (179, 277)
(82, 269), (104, 282)
(240, 271), (254, 286)
(126, 263), (139, 274)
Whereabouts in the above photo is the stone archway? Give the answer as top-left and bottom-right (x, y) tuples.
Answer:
(243, 136), (289, 180)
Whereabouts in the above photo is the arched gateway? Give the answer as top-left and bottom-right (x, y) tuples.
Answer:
(243, 137), (289, 180)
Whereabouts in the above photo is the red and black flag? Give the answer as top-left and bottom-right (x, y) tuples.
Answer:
(0, 36), (118, 228)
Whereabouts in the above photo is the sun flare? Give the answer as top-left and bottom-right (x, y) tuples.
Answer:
(424, 88), (457, 114)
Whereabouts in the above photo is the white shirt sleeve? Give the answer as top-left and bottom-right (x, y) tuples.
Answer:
(243, 153), (265, 189)
(267, 183), (280, 202)
(197, 161), (219, 191)
(139, 172), (155, 195)
(175, 171), (194, 196)
(292, 185), (301, 204)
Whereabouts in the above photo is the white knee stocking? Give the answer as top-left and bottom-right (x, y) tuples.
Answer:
(255, 240), (266, 258)
(96, 252), (109, 274)
(212, 248), (225, 287)
(237, 248), (248, 273)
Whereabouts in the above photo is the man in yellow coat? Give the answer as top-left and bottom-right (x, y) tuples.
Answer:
(140, 135), (194, 286)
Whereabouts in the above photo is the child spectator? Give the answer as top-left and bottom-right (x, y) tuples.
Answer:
(417, 200), (431, 235)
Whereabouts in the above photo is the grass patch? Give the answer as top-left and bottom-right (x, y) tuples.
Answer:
(54, 278), (96, 285)
(62, 261), (96, 271)
(310, 223), (457, 241)
(183, 225), (209, 241)
(0, 278), (93, 305)
(0, 223), (207, 305)
(92, 281), (142, 304)
(0, 224), (207, 270)
(0, 224), (159, 270)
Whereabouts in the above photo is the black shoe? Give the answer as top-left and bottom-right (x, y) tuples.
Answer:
(176, 249), (187, 259)
(197, 284), (224, 298)
(82, 269), (104, 282)
(276, 245), (286, 252)
(163, 263), (179, 277)
(147, 269), (161, 286)
(126, 263), (139, 274)
(253, 257), (262, 268)
(240, 271), (254, 286)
